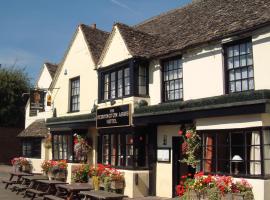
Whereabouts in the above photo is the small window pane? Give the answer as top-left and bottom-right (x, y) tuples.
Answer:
(247, 54), (253, 65)
(242, 80), (248, 91)
(248, 66), (254, 77)
(242, 67), (248, 79)
(236, 81), (241, 92)
(227, 47), (234, 57)
(235, 69), (241, 80)
(240, 55), (247, 66)
(234, 57), (240, 68)
(233, 45), (239, 56)
(240, 43), (246, 55)
(229, 70), (235, 81)
(247, 42), (252, 54)
(249, 79), (254, 90)
(228, 58), (233, 69)
(230, 82), (235, 92)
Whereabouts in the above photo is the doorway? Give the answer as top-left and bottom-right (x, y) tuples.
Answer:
(172, 136), (192, 196)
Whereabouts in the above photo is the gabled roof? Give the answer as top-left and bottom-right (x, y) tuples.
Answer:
(45, 62), (58, 78)
(134, 0), (270, 56)
(80, 24), (110, 65)
(18, 119), (48, 138)
(115, 23), (168, 58)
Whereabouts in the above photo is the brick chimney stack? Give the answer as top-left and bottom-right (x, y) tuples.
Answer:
(91, 23), (96, 29)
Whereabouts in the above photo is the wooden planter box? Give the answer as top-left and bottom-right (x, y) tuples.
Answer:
(110, 180), (125, 190)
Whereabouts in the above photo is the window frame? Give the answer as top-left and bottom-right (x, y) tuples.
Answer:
(199, 127), (270, 179)
(21, 138), (41, 158)
(224, 38), (255, 94)
(99, 132), (149, 170)
(98, 59), (149, 103)
(161, 56), (183, 102)
(69, 76), (80, 112)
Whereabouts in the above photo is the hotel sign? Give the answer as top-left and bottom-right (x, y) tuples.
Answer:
(96, 104), (131, 129)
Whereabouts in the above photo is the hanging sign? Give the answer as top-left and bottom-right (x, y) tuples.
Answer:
(96, 104), (131, 129)
(30, 89), (46, 111)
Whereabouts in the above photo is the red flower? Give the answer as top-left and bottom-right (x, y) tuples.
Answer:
(185, 132), (192, 139)
(178, 130), (183, 136)
(74, 138), (78, 144)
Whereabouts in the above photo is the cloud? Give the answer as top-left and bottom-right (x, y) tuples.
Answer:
(109, 0), (142, 16)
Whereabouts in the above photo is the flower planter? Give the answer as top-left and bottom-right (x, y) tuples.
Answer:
(54, 170), (67, 181)
(22, 165), (31, 173)
(110, 180), (125, 190)
(92, 176), (100, 190)
(13, 165), (22, 172)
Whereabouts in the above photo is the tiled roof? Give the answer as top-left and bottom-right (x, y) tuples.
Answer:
(45, 62), (58, 78)
(80, 24), (110, 64)
(133, 0), (270, 57)
(115, 23), (168, 58)
(18, 120), (48, 138)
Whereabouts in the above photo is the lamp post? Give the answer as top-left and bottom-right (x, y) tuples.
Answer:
(232, 155), (243, 175)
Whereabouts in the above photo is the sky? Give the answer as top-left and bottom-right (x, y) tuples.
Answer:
(0, 0), (191, 83)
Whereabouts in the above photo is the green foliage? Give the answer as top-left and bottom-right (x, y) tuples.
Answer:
(0, 66), (30, 127)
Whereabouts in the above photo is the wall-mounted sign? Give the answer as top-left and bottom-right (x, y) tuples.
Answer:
(30, 89), (46, 111)
(96, 104), (131, 129)
(157, 148), (171, 163)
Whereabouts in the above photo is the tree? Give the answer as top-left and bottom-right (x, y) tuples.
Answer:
(0, 66), (30, 127)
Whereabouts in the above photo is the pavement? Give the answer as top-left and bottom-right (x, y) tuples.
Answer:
(0, 165), (169, 200)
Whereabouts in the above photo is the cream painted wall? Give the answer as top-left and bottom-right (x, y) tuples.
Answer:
(148, 60), (162, 105)
(156, 125), (180, 198)
(119, 170), (149, 198)
(195, 114), (264, 130)
(100, 27), (132, 67)
(52, 27), (97, 117)
(253, 26), (270, 91)
(183, 44), (224, 100)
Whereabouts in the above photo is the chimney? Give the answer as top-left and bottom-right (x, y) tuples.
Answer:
(91, 23), (96, 29)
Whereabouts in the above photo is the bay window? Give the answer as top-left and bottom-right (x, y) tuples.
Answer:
(201, 129), (270, 177)
(99, 60), (149, 102)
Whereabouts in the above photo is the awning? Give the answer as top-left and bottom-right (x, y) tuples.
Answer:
(17, 119), (48, 138)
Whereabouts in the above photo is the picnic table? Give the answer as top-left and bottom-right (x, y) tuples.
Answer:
(24, 179), (68, 200)
(2, 171), (32, 189)
(11, 175), (48, 194)
(43, 183), (93, 200)
(79, 190), (126, 200)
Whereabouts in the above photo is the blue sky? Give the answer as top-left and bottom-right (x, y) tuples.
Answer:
(0, 0), (190, 83)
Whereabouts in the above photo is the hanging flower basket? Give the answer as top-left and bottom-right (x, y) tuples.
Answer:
(73, 134), (92, 163)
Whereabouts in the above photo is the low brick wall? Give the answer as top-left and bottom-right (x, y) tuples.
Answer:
(0, 127), (22, 164)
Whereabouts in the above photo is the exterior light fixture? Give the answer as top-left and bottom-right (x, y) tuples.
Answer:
(64, 69), (68, 75)
(163, 135), (167, 145)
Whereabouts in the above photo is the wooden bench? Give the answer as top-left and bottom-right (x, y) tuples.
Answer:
(2, 180), (18, 189)
(43, 195), (65, 200)
(24, 188), (47, 200)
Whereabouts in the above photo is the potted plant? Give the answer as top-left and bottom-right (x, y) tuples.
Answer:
(72, 164), (90, 183)
(176, 172), (254, 200)
(109, 169), (125, 190)
(49, 160), (67, 181)
(74, 134), (91, 163)
(11, 157), (31, 172)
(41, 160), (53, 176)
